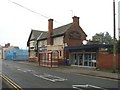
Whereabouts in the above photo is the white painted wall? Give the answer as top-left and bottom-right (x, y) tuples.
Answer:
(30, 51), (36, 57)
(53, 36), (64, 45)
(30, 41), (36, 47)
(38, 40), (47, 47)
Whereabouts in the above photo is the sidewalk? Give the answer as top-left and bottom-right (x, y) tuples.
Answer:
(52, 66), (119, 80)
(18, 61), (119, 80)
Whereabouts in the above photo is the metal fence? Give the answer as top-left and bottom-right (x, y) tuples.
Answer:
(38, 50), (59, 67)
(6, 48), (28, 61)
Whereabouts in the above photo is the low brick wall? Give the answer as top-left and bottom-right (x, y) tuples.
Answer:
(28, 57), (38, 62)
(97, 53), (120, 69)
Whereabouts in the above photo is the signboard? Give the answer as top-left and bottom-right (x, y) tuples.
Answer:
(69, 31), (81, 40)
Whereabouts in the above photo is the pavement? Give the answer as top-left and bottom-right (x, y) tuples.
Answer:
(17, 61), (120, 80)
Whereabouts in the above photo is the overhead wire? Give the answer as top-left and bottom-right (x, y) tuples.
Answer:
(8, 0), (63, 25)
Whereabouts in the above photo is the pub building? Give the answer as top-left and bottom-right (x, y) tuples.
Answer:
(27, 16), (113, 68)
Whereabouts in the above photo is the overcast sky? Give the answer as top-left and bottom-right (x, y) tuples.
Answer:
(0, 0), (119, 49)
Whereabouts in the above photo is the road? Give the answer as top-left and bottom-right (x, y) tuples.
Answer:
(2, 79), (14, 90)
(2, 59), (119, 90)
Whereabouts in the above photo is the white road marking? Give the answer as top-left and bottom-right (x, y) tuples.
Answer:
(34, 73), (67, 82)
(72, 84), (107, 90)
(44, 73), (67, 81)
(17, 68), (34, 73)
(34, 74), (56, 82)
(1, 74), (22, 89)
(17, 69), (27, 72)
(14, 66), (20, 68)
(27, 69), (33, 72)
(16, 67), (67, 82)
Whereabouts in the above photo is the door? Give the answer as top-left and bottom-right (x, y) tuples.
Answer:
(84, 53), (96, 67)
(84, 53), (89, 66)
(78, 54), (83, 65)
(91, 53), (96, 67)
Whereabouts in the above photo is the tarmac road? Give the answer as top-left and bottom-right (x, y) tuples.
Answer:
(2, 79), (12, 90)
(2, 59), (120, 89)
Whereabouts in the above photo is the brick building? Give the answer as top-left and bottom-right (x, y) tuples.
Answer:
(27, 16), (119, 69)
(27, 16), (87, 63)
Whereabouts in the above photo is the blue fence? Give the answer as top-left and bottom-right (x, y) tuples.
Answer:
(6, 48), (28, 61)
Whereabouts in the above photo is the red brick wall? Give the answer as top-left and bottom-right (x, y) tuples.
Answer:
(47, 19), (53, 45)
(97, 53), (120, 69)
(28, 57), (38, 62)
(64, 24), (86, 46)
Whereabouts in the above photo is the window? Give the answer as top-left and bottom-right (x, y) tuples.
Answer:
(74, 54), (76, 59)
(59, 51), (61, 56)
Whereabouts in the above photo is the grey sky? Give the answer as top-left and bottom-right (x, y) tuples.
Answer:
(0, 0), (119, 49)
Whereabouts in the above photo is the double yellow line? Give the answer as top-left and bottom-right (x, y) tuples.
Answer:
(1, 74), (23, 90)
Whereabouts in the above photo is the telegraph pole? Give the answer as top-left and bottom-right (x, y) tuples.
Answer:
(113, 0), (116, 73)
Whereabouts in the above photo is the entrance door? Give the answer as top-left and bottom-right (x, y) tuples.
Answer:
(84, 53), (89, 66)
(84, 53), (96, 67)
(91, 53), (96, 67)
(71, 54), (81, 65)
(78, 54), (83, 65)
(70, 54), (77, 65)
(74, 54), (83, 66)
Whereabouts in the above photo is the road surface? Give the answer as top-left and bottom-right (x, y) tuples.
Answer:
(2, 59), (120, 90)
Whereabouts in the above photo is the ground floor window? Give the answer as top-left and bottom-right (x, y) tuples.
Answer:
(70, 52), (96, 67)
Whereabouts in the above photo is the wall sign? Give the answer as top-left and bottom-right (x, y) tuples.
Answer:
(69, 31), (81, 40)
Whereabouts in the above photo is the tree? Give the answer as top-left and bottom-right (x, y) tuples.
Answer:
(104, 32), (114, 44)
(116, 39), (120, 54)
(91, 32), (120, 54)
(92, 32), (113, 44)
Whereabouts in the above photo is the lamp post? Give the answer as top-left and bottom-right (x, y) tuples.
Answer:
(112, 0), (116, 73)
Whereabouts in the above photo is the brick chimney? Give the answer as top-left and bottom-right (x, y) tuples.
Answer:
(47, 19), (53, 45)
(72, 16), (79, 26)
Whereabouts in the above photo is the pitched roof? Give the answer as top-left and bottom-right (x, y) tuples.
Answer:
(27, 22), (87, 45)
(37, 31), (48, 40)
(30, 30), (46, 41)
(27, 30), (47, 46)
(37, 23), (72, 40)
(52, 23), (72, 37)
